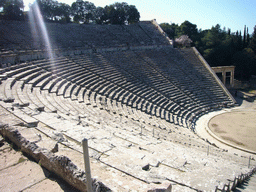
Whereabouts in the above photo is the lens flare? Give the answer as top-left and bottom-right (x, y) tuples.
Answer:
(28, 1), (55, 69)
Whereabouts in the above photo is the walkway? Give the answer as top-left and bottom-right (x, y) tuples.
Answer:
(196, 91), (256, 191)
(196, 92), (256, 157)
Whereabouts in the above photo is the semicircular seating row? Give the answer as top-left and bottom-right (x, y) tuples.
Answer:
(0, 47), (237, 164)
(0, 61), (226, 157)
(0, 47), (234, 131)
(0, 56), (174, 132)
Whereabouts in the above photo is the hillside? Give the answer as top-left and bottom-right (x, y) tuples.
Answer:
(0, 20), (252, 192)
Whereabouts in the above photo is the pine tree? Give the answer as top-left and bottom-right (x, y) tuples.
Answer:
(247, 27), (250, 46)
(249, 25), (256, 54)
(243, 25), (246, 48)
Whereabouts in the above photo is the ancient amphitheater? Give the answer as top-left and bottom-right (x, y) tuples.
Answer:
(0, 20), (255, 191)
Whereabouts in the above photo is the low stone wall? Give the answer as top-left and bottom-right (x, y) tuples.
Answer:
(0, 123), (111, 192)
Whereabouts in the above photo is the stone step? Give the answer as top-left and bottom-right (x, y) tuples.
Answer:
(34, 87), (57, 113)
(10, 107), (39, 127)
(235, 174), (256, 192)
(24, 84), (45, 111)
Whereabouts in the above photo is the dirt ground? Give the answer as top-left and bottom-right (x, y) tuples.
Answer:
(209, 91), (256, 152)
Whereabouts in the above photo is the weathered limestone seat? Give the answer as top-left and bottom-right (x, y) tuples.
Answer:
(0, 45), (234, 130)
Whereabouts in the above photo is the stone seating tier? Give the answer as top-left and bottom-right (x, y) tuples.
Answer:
(1, 47), (235, 130)
(0, 20), (171, 51)
(0, 20), (243, 191)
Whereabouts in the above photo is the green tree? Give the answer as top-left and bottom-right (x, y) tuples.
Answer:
(94, 6), (104, 24)
(249, 25), (256, 54)
(103, 3), (127, 25)
(243, 25), (247, 48)
(36, 0), (57, 21)
(177, 20), (198, 40)
(71, 0), (96, 24)
(126, 5), (140, 24)
(55, 2), (71, 23)
(160, 20), (255, 80)
(200, 24), (227, 65)
(101, 2), (140, 25)
(160, 23), (179, 39)
(31, 0), (71, 23)
(232, 30), (243, 51)
(0, 0), (24, 9)
(1, 0), (24, 20)
(232, 48), (256, 80)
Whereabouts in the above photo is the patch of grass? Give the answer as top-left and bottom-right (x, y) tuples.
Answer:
(18, 157), (26, 164)
(239, 87), (256, 96)
(249, 89), (256, 94)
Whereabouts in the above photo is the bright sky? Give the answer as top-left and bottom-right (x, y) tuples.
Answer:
(24, 0), (256, 34)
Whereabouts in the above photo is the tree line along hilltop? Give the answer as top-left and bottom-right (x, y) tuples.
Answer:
(0, 0), (140, 24)
(160, 21), (256, 81)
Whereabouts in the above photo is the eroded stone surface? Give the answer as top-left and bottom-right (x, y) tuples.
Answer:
(22, 178), (81, 192)
(1, 99), (256, 191)
(0, 123), (111, 192)
(0, 107), (23, 126)
(0, 160), (47, 192)
(0, 141), (26, 170)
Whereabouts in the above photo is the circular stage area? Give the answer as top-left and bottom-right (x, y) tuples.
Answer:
(209, 111), (256, 152)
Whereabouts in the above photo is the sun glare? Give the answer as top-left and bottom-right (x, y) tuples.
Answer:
(23, 0), (36, 11)
(28, 0), (55, 69)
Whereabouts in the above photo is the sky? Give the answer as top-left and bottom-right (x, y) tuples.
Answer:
(23, 0), (256, 34)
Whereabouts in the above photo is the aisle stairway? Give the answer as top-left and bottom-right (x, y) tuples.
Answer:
(235, 174), (256, 192)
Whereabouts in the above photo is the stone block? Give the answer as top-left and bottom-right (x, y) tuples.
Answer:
(0, 141), (26, 170)
(36, 106), (45, 112)
(19, 102), (30, 107)
(12, 108), (39, 127)
(0, 134), (4, 143)
(0, 160), (46, 192)
(3, 97), (15, 103)
(22, 178), (81, 192)
(147, 182), (172, 192)
(0, 125), (111, 192)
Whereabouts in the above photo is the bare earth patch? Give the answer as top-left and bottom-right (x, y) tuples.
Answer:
(209, 111), (256, 151)
(220, 136), (245, 146)
(211, 124), (227, 134)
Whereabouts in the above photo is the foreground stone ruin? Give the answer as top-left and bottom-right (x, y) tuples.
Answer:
(0, 20), (255, 191)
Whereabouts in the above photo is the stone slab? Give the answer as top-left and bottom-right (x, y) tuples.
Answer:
(56, 144), (151, 191)
(11, 107), (39, 127)
(0, 141), (26, 170)
(0, 160), (47, 192)
(14, 126), (59, 152)
(23, 177), (80, 192)
(0, 104), (23, 126)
